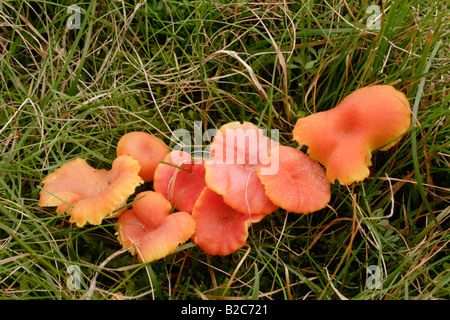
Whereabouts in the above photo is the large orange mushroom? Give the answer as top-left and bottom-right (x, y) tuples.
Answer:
(293, 85), (411, 185)
(204, 121), (279, 217)
(116, 191), (196, 263)
(117, 131), (169, 182)
(39, 155), (144, 227)
(191, 188), (264, 256)
(257, 145), (331, 214)
(153, 150), (206, 213)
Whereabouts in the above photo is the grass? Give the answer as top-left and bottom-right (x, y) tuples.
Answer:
(0, 0), (449, 300)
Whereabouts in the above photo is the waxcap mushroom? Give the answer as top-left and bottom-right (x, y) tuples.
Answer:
(204, 121), (279, 217)
(293, 85), (411, 185)
(117, 131), (169, 182)
(39, 155), (144, 227)
(153, 150), (206, 213)
(116, 191), (196, 263)
(191, 187), (263, 256)
(257, 145), (330, 214)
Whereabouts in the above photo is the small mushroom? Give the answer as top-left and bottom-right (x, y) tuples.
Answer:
(257, 146), (331, 214)
(116, 191), (196, 263)
(117, 131), (169, 182)
(204, 121), (279, 217)
(191, 188), (263, 256)
(293, 85), (411, 185)
(39, 155), (144, 227)
(153, 150), (207, 213)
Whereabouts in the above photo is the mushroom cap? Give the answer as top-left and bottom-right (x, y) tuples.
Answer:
(117, 131), (169, 182)
(257, 146), (331, 214)
(39, 155), (144, 227)
(132, 190), (172, 227)
(153, 150), (207, 213)
(116, 191), (196, 263)
(204, 121), (279, 216)
(293, 85), (411, 185)
(191, 187), (254, 256)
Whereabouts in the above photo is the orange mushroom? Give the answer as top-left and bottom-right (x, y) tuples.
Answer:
(39, 155), (144, 227)
(117, 131), (169, 182)
(191, 187), (263, 256)
(204, 121), (279, 217)
(116, 191), (196, 263)
(153, 150), (206, 213)
(293, 85), (411, 185)
(257, 145), (330, 214)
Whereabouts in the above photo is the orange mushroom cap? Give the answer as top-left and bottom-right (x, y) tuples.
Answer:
(117, 131), (169, 182)
(191, 187), (259, 256)
(293, 85), (411, 185)
(204, 121), (279, 217)
(39, 155), (144, 227)
(153, 150), (207, 213)
(116, 191), (196, 263)
(257, 146), (330, 214)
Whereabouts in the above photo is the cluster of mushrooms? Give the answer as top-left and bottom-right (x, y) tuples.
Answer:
(39, 85), (411, 263)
